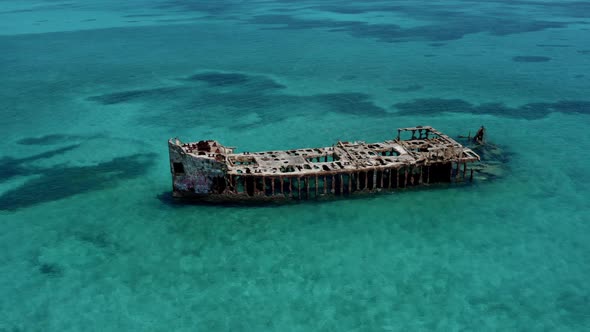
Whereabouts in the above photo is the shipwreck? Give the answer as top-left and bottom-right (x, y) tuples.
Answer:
(168, 126), (484, 202)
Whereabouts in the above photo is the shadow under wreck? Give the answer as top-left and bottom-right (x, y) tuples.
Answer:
(167, 126), (501, 204)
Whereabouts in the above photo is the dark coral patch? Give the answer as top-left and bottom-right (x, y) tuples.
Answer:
(394, 98), (473, 116)
(87, 86), (189, 105)
(16, 134), (85, 145)
(461, 0), (590, 19)
(154, 0), (238, 15)
(186, 72), (250, 86)
(39, 263), (63, 277)
(249, 14), (407, 42)
(248, 9), (568, 43)
(307, 5), (371, 15)
(389, 84), (423, 92)
(77, 231), (113, 249)
(536, 44), (571, 47)
(311, 93), (388, 116)
(141, 90), (388, 130)
(0, 144), (80, 183)
(0, 8), (36, 14)
(0, 153), (156, 210)
(123, 14), (164, 18)
(536, 100), (590, 114)
(392, 98), (590, 119)
(512, 56), (551, 62)
(338, 75), (356, 81)
(156, 18), (200, 23)
(184, 72), (286, 90)
(88, 71), (387, 130)
(249, 14), (339, 29)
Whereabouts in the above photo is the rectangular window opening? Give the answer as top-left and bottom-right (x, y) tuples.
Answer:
(173, 162), (185, 174)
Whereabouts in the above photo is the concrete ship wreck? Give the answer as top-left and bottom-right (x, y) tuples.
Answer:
(168, 126), (485, 202)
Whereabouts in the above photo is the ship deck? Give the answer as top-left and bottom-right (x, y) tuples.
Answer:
(173, 126), (480, 177)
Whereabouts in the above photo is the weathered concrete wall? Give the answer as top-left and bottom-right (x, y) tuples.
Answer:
(168, 143), (227, 195)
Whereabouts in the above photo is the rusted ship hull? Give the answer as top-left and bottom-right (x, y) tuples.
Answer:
(168, 126), (481, 203)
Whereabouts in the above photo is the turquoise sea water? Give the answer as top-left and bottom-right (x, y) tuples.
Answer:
(1, 0), (589, 330)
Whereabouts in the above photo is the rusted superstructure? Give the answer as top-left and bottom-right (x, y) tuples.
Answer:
(168, 126), (481, 202)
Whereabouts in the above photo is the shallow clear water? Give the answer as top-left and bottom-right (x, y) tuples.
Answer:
(1, 0), (589, 330)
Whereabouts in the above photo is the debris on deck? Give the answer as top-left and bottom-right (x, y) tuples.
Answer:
(168, 126), (484, 202)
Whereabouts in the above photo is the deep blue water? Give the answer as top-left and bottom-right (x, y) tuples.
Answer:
(1, 0), (589, 330)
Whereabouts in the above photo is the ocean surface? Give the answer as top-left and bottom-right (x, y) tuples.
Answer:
(1, 0), (589, 330)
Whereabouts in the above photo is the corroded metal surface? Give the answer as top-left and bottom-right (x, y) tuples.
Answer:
(168, 126), (482, 202)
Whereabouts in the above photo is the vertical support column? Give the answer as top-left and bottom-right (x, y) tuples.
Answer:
(404, 167), (408, 188)
(372, 170), (377, 189)
(462, 162), (467, 180)
(297, 177), (301, 199)
(450, 163), (454, 182)
(323, 175), (327, 194)
(289, 177), (293, 197)
(363, 172), (368, 190)
(418, 166), (423, 185)
(340, 174), (344, 194)
(379, 170), (384, 188)
(279, 176), (283, 194)
(306, 176), (310, 198)
(237, 176), (241, 194)
(356, 172), (360, 191)
(271, 177), (275, 196)
(348, 172), (352, 193)
(427, 165), (430, 184)
(388, 169), (392, 189)
(315, 175), (319, 196)
(331, 175), (336, 194)
(396, 168), (400, 188)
